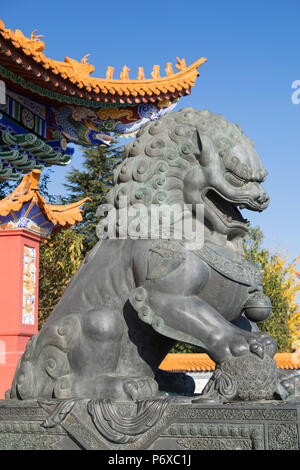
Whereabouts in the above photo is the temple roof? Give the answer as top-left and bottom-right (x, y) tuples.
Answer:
(159, 353), (300, 372)
(0, 169), (90, 235)
(0, 20), (206, 105)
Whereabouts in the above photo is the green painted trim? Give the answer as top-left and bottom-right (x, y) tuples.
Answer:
(0, 65), (137, 108)
(0, 127), (71, 181)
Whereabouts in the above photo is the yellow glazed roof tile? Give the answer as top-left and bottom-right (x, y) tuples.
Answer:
(0, 19), (206, 100)
(159, 353), (300, 372)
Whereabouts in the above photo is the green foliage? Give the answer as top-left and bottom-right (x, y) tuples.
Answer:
(61, 142), (123, 256)
(171, 342), (202, 354)
(38, 228), (84, 329)
(243, 227), (299, 352)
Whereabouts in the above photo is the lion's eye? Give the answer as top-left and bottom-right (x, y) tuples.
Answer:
(225, 171), (247, 187)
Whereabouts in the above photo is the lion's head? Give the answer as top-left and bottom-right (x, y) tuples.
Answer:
(97, 108), (269, 240)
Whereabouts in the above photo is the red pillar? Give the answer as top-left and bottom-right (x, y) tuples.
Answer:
(0, 229), (42, 398)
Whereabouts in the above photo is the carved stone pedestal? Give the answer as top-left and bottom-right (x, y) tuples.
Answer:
(0, 398), (299, 450)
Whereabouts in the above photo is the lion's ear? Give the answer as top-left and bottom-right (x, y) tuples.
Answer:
(193, 128), (202, 154)
(192, 129), (209, 167)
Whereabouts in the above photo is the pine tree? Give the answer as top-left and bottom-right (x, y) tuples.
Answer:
(61, 142), (123, 256)
(0, 180), (14, 199)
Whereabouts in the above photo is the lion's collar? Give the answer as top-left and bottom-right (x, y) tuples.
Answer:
(190, 242), (261, 288)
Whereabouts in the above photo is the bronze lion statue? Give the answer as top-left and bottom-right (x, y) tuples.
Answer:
(9, 108), (297, 403)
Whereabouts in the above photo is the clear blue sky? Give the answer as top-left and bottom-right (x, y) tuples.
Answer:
(2, 0), (300, 264)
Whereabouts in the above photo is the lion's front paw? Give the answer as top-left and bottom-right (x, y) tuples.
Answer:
(255, 332), (277, 358)
(208, 327), (266, 363)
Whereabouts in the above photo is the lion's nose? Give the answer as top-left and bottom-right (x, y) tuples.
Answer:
(255, 188), (269, 210)
(256, 193), (269, 204)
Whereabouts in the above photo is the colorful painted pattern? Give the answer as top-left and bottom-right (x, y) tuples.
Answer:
(48, 100), (178, 144)
(5, 89), (46, 138)
(22, 245), (36, 325)
(6, 89), (46, 120)
(0, 200), (54, 237)
(2, 87), (177, 148)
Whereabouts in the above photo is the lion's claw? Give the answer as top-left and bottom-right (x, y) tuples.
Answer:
(250, 342), (264, 359)
(256, 332), (277, 358)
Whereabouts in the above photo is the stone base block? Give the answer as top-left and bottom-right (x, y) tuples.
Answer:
(0, 398), (299, 450)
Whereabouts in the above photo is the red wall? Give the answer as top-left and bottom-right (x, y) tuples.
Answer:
(0, 229), (41, 398)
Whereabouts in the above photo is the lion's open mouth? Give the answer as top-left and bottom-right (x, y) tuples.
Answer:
(204, 189), (250, 227)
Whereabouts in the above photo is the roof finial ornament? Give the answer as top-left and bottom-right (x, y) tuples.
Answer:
(176, 57), (187, 71)
(120, 65), (130, 80)
(65, 56), (95, 77)
(165, 62), (174, 76)
(151, 65), (160, 79)
(81, 54), (91, 65)
(106, 66), (114, 79)
(30, 29), (44, 42)
(137, 67), (145, 80)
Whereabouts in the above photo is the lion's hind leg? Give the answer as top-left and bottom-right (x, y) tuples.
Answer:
(10, 314), (81, 399)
